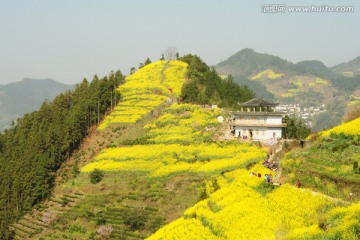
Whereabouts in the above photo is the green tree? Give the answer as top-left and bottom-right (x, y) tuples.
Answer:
(282, 115), (311, 140)
(144, 57), (152, 65)
(89, 168), (105, 184)
(0, 68), (125, 236)
(180, 54), (254, 107)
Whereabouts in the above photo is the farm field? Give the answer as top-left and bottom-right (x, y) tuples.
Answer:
(282, 119), (360, 202)
(98, 60), (188, 130)
(148, 165), (360, 240)
(82, 103), (266, 178)
(20, 60), (360, 240)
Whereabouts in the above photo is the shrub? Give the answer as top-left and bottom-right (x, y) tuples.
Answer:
(61, 197), (69, 207)
(89, 168), (105, 184)
(96, 213), (106, 225)
(146, 216), (165, 231)
(353, 161), (359, 171)
(123, 208), (149, 230)
(84, 210), (95, 220)
(67, 223), (87, 233)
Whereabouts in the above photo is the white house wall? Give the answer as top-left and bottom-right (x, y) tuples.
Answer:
(267, 116), (282, 124)
(234, 126), (282, 141)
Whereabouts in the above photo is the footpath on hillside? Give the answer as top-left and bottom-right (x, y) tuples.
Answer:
(266, 140), (350, 204)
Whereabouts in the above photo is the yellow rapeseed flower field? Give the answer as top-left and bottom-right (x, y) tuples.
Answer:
(98, 60), (188, 130)
(148, 165), (360, 240)
(83, 99), (266, 178)
(321, 117), (360, 137)
(81, 57), (360, 239)
(81, 142), (266, 177)
(251, 69), (284, 80)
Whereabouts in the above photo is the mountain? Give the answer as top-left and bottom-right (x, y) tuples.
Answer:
(215, 49), (340, 107)
(0, 59), (257, 238)
(0, 78), (74, 130)
(331, 56), (360, 77)
(216, 48), (296, 77)
(294, 60), (334, 79)
(215, 49), (360, 130)
(4, 58), (360, 239)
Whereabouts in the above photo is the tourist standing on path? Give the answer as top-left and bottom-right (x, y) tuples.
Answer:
(296, 180), (301, 188)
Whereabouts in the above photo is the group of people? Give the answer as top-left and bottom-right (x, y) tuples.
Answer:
(265, 173), (276, 184)
(249, 172), (262, 178)
(249, 172), (279, 186)
(263, 156), (279, 172)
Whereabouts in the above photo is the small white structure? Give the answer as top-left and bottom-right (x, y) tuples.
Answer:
(230, 98), (286, 141)
(217, 116), (224, 123)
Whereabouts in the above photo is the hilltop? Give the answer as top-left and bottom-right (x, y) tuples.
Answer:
(0, 56), (255, 239)
(2, 56), (358, 240)
(331, 56), (360, 77)
(0, 78), (73, 131)
(215, 48), (360, 131)
(216, 48), (296, 77)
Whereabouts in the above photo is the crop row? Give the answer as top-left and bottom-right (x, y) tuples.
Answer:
(148, 164), (360, 239)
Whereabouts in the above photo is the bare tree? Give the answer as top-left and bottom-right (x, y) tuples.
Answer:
(96, 225), (114, 239)
(344, 104), (360, 123)
(164, 47), (177, 60)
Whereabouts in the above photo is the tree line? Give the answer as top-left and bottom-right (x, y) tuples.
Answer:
(282, 115), (311, 140)
(0, 54), (257, 238)
(0, 71), (125, 238)
(180, 54), (255, 108)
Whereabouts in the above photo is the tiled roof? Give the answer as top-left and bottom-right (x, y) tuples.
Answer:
(239, 98), (278, 107)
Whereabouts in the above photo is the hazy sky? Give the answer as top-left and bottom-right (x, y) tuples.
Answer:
(0, 0), (359, 85)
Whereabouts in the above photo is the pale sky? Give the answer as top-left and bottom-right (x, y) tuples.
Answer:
(0, 0), (359, 85)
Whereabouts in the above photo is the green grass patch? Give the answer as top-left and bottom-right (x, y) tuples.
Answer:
(282, 138), (360, 201)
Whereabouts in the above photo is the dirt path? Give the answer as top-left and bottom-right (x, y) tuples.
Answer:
(268, 142), (284, 184)
(301, 187), (350, 204)
(269, 142), (351, 205)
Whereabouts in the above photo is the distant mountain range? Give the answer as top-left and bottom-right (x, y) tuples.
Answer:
(215, 48), (360, 130)
(331, 56), (360, 77)
(216, 48), (360, 82)
(0, 78), (74, 131)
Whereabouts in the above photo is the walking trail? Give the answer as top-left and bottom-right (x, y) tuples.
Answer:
(270, 140), (350, 204)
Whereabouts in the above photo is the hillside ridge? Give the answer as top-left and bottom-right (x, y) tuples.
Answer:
(5, 58), (360, 240)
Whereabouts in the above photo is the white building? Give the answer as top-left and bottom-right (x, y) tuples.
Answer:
(230, 98), (286, 141)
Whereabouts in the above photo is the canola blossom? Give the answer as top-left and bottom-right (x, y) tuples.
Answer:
(251, 69), (284, 80)
(147, 166), (359, 240)
(144, 103), (221, 144)
(321, 117), (360, 137)
(82, 101), (266, 177)
(98, 60), (188, 130)
(81, 56), (360, 239)
(81, 143), (266, 178)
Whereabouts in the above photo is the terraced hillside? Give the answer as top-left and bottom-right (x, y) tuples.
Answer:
(148, 119), (360, 240)
(14, 59), (360, 240)
(282, 117), (360, 201)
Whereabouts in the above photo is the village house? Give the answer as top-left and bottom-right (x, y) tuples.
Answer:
(230, 98), (286, 141)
